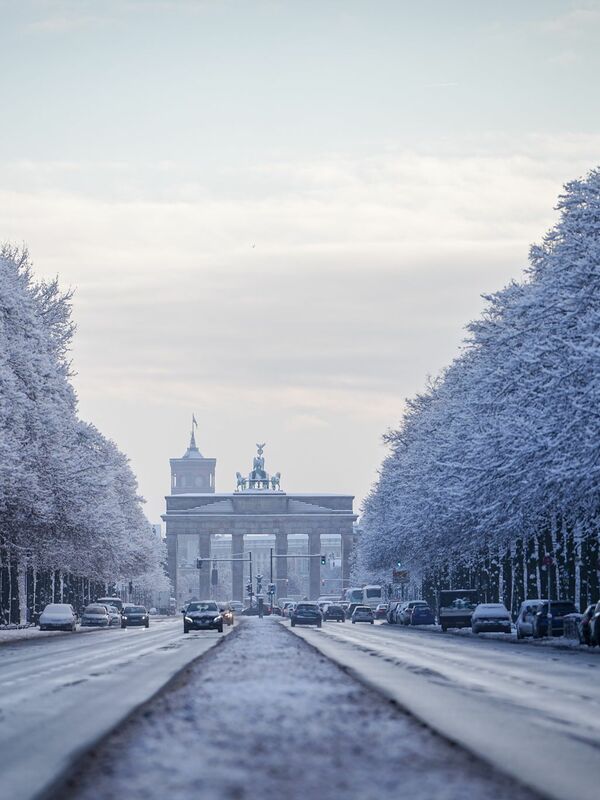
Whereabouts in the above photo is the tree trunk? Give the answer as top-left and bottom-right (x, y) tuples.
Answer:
(17, 556), (27, 625)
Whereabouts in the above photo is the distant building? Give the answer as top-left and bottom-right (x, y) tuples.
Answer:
(162, 422), (357, 604)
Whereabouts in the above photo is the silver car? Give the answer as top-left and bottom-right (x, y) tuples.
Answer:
(516, 600), (541, 639)
(81, 604), (110, 627)
(351, 605), (375, 624)
(38, 603), (77, 632)
(105, 604), (122, 626)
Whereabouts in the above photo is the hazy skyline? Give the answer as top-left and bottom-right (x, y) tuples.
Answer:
(1, 0), (599, 522)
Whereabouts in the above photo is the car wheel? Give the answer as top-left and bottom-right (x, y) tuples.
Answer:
(121, 623), (127, 629)
(218, 625), (223, 633)
(145, 622), (149, 628)
(441, 625), (447, 632)
(39, 625), (45, 631)
(317, 622), (322, 628)
(183, 625), (189, 633)
(71, 624), (76, 632)
(352, 620), (355, 624)
(291, 621), (296, 627)
(370, 620), (374, 624)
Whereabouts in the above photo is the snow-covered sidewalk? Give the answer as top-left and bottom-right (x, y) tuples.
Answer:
(59, 617), (536, 800)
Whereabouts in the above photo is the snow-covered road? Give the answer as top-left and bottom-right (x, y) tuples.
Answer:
(0, 617), (231, 800)
(57, 618), (537, 800)
(286, 620), (600, 800)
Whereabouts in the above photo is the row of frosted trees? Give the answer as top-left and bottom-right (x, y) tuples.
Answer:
(357, 168), (600, 615)
(0, 246), (167, 624)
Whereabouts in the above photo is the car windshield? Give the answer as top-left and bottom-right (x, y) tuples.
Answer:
(84, 605), (106, 614)
(297, 604), (318, 611)
(355, 606), (371, 612)
(187, 602), (217, 612)
(328, 606), (342, 612)
(439, 591), (478, 610)
(127, 606), (146, 613)
(44, 604), (71, 613)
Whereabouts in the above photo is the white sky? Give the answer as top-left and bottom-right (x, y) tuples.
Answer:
(1, 0), (599, 522)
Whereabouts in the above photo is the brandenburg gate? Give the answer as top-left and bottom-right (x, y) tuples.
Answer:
(163, 426), (357, 603)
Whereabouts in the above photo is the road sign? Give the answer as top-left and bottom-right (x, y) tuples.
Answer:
(392, 569), (410, 584)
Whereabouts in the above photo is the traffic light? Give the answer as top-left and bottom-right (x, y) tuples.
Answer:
(320, 554), (326, 565)
(196, 558), (203, 569)
(246, 582), (252, 595)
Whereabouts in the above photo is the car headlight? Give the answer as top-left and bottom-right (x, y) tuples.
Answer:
(214, 615), (222, 621)
(185, 616), (193, 623)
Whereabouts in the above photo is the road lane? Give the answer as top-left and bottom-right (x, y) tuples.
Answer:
(286, 620), (600, 800)
(0, 617), (232, 800)
(58, 618), (537, 800)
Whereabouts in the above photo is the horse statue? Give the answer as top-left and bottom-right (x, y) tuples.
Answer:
(236, 471), (247, 491)
(270, 472), (281, 491)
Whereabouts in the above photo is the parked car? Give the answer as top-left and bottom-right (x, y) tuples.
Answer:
(590, 600), (600, 646)
(386, 600), (403, 624)
(81, 604), (110, 627)
(121, 605), (150, 629)
(471, 603), (512, 634)
(228, 601), (244, 614)
(438, 589), (479, 631)
(352, 605), (375, 624)
(516, 600), (542, 639)
(374, 603), (389, 620)
(38, 603), (77, 632)
(183, 601), (223, 633)
(393, 602), (408, 624)
(399, 600), (429, 626)
(577, 605), (595, 645)
(533, 600), (578, 638)
(409, 605), (436, 626)
(291, 602), (322, 628)
(105, 604), (122, 626)
(219, 604), (234, 626)
(323, 604), (346, 622)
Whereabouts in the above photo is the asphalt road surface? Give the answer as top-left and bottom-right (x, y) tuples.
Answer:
(0, 617), (230, 800)
(287, 619), (600, 800)
(57, 618), (537, 800)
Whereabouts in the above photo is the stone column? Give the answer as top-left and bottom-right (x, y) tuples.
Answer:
(275, 532), (288, 600)
(341, 534), (353, 590)
(198, 534), (211, 599)
(166, 533), (177, 600)
(231, 533), (244, 602)
(308, 532), (321, 600)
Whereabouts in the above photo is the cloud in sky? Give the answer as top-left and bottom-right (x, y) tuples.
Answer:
(1, 1), (599, 521)
(1, 135), (598, 520)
